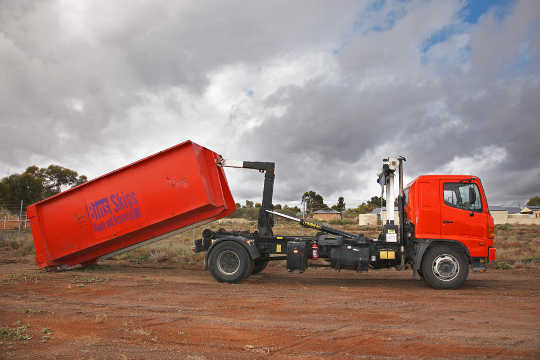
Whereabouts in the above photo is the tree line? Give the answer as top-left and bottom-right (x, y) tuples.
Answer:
(229, 190), (388, 220)
(5, 165), (534, 219)
(300, 190), (387, 215)
(0, 165), (87, 210)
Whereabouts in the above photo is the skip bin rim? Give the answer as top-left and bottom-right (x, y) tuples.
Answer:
(26, 140), (208, 209)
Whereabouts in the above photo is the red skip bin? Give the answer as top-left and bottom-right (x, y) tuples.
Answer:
(27, 140), (236, 269)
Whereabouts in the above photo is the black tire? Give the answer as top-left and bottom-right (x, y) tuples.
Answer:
(421, 245), (469, 290)
(251, 258), (269, 275)
(208, 241), (253, 283)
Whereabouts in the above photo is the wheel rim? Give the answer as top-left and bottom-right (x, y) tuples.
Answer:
(432, 254), (460, 282)
(217, 250), (240, 275)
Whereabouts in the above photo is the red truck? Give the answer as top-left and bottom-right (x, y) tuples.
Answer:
(195, 156), (496, 289)
(27, 142), (495, 289)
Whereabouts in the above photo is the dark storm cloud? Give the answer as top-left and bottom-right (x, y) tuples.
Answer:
(0, 0), (362, 169)
(233, 0), (540, 206)
(0, 0), (539, 206)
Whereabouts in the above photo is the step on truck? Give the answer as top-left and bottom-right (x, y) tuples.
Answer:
(195, 156), (496, 289)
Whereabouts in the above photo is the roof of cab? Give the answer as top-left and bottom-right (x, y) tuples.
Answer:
(405, 174), (477, 188)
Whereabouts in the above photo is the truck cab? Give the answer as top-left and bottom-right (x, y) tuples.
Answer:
(403, 175), (496, 286)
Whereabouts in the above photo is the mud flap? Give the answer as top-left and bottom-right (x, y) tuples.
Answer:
(412, 241), (431, 279)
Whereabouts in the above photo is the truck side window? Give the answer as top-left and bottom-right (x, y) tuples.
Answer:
(443, 183), (482, 212)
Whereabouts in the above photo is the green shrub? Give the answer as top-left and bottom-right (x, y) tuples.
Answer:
(495, 261), (514, 270)
(0, 323), (32, 341)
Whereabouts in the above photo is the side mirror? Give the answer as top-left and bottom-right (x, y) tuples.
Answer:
(468, 185), (476, 204)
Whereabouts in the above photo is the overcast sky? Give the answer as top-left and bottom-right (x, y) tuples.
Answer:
(1, 0), (539, 208)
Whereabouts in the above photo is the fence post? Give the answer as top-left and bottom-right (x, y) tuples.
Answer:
(18, 200), (23, 233)
(301, 200), (306, 236)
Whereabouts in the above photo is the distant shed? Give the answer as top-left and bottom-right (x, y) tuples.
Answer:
(520, 206), (540, 217)
(313, 209), (342, 222)
(489, 205), (540, 224)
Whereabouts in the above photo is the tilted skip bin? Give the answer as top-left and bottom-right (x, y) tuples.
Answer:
(27, 140), (236, 269)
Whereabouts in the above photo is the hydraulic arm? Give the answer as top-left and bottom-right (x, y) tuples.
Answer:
(217, 157), (275, 238)
(265, 210), (363, 241)
(218, 156), (366, 242)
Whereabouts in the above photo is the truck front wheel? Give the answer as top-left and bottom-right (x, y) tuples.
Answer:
(209, 241), (253, 283)
(421, 245), (469, 290)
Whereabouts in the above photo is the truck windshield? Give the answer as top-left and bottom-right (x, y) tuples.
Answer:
(443, 182), (482, 212)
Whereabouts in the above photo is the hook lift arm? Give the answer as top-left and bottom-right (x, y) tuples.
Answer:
(265, 210), (364, 241)
(218, 157), (366, 242)
(217, 157), (275, 238)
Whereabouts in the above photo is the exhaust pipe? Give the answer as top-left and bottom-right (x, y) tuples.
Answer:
(398, 156), (406, 270)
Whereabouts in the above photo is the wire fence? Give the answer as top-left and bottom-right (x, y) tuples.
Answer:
(0, 200), (30, 232)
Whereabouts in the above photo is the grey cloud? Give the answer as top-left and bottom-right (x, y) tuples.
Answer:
(235, 0), (540, 205)
(1, 0), (539, 207)
(0, 0), (365, 169)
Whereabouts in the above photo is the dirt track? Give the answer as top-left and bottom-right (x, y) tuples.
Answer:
(1, 261), (539, 360)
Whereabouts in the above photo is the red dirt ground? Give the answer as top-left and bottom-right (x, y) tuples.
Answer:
(1, 260), (539, 360)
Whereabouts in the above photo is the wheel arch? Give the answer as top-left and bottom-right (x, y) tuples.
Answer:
(204, 236), (260, 270)
(413, 239), (471, 276)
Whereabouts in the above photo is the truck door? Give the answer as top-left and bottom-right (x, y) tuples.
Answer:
(440, 180), (487, 253)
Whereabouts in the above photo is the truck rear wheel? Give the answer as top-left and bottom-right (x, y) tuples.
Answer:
(209, 241), (253, 283)
(421, 245), (468, 290)
(251, 258), (269, 275)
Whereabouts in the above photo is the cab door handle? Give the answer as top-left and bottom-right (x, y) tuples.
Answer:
(442, 220), (454, 224)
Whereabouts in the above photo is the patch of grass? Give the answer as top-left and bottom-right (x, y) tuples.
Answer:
(521, 257), (540, 265)
(24, 308), (41, 314)
(329, 219), (356, 225)
(133, 328), (152, 336)
(1, 271), (43, 285)
(40, 335), (51, 343)
(72, 276), (106, 285)
(94, 313), (108, 323)
(113, 235), (202, 265)
(494, 224), (540, 267)
(5, 218), (538, 271)
(184, 355), (207, 360)
(243, 344), (273, 354)
(494, 261), (514, 270)
(0, 323), (32, 341)
(0, 231), (35, 257)
(39, 327), (53, 343)
(131, 254), (149, 264)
